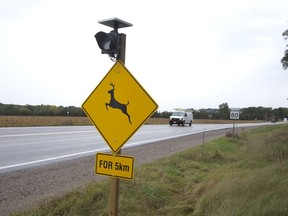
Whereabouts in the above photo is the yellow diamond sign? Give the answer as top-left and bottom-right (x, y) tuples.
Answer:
(82, 60), (158, 153)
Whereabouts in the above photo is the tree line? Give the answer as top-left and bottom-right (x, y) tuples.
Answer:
(152, 103), (288, 121)
(0, 102), (287, 121)
(0, 103), (85, 117)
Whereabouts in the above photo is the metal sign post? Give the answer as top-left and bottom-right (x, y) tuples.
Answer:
(233, 119), (236, 136)
(230, 109), (240, 137)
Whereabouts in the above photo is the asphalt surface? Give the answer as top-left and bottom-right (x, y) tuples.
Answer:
(0, 123), (271, 173)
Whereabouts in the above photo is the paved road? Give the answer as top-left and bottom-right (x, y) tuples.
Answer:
(0, 123), (277, 215)
(0, 123), (271, 173)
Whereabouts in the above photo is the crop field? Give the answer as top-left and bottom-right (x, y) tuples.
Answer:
(0, 116), (91, 127)
(0, 116), (265, 127)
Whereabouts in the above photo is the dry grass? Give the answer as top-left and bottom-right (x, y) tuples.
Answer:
(0, 116), (265, 127)
(0, 116), (91, 127)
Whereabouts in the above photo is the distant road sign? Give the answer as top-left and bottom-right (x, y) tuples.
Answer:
(95, 153), (134, 180)
(230, 111), (240, 120)
(82, 60), (158, 153)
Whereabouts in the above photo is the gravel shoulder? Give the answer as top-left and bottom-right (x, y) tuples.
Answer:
(0, 128), (241, 216)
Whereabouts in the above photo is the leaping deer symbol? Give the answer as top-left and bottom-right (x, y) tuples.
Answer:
(105, 83), (132, 124)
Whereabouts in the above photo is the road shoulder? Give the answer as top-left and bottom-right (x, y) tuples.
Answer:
(0, 128), (241, 216)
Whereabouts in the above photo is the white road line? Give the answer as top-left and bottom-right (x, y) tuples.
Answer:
(0, 147), (110, 171)
(0, 132), (200, 171)
(1, 124), (272, 173)
(0, 130), (96, 138)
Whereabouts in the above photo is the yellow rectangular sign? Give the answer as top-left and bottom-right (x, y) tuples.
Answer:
(95, 153), (134, 180)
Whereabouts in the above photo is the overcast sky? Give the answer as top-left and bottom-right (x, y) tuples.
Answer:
(0, 0), (287, 111)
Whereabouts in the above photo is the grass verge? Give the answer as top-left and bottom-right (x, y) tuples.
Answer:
(12, 124), (288, 216)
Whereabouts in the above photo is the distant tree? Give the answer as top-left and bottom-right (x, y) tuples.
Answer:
(218, 102), (229, 119)
(281, 29), (288, 70)
(194, 109), (208, 119)
(151, 110), (172, 118)
(241, 107), (272, 120)
(0, 103), (286, 120)
(161, 111), (172, 118)
(66, 106), (86, 116)
(151, 110), (160, 118)
(272, 107), (288, 120)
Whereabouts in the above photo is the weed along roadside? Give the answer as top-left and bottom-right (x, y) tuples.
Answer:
(11, 124), (288, 216)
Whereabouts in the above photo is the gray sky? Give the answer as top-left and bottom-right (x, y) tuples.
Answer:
(0, 0), (287, 111)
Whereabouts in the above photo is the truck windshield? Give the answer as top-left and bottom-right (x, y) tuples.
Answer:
(172, 112), (184, 116)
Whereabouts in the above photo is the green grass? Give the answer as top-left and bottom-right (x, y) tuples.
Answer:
(12, 124), (288, 216)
